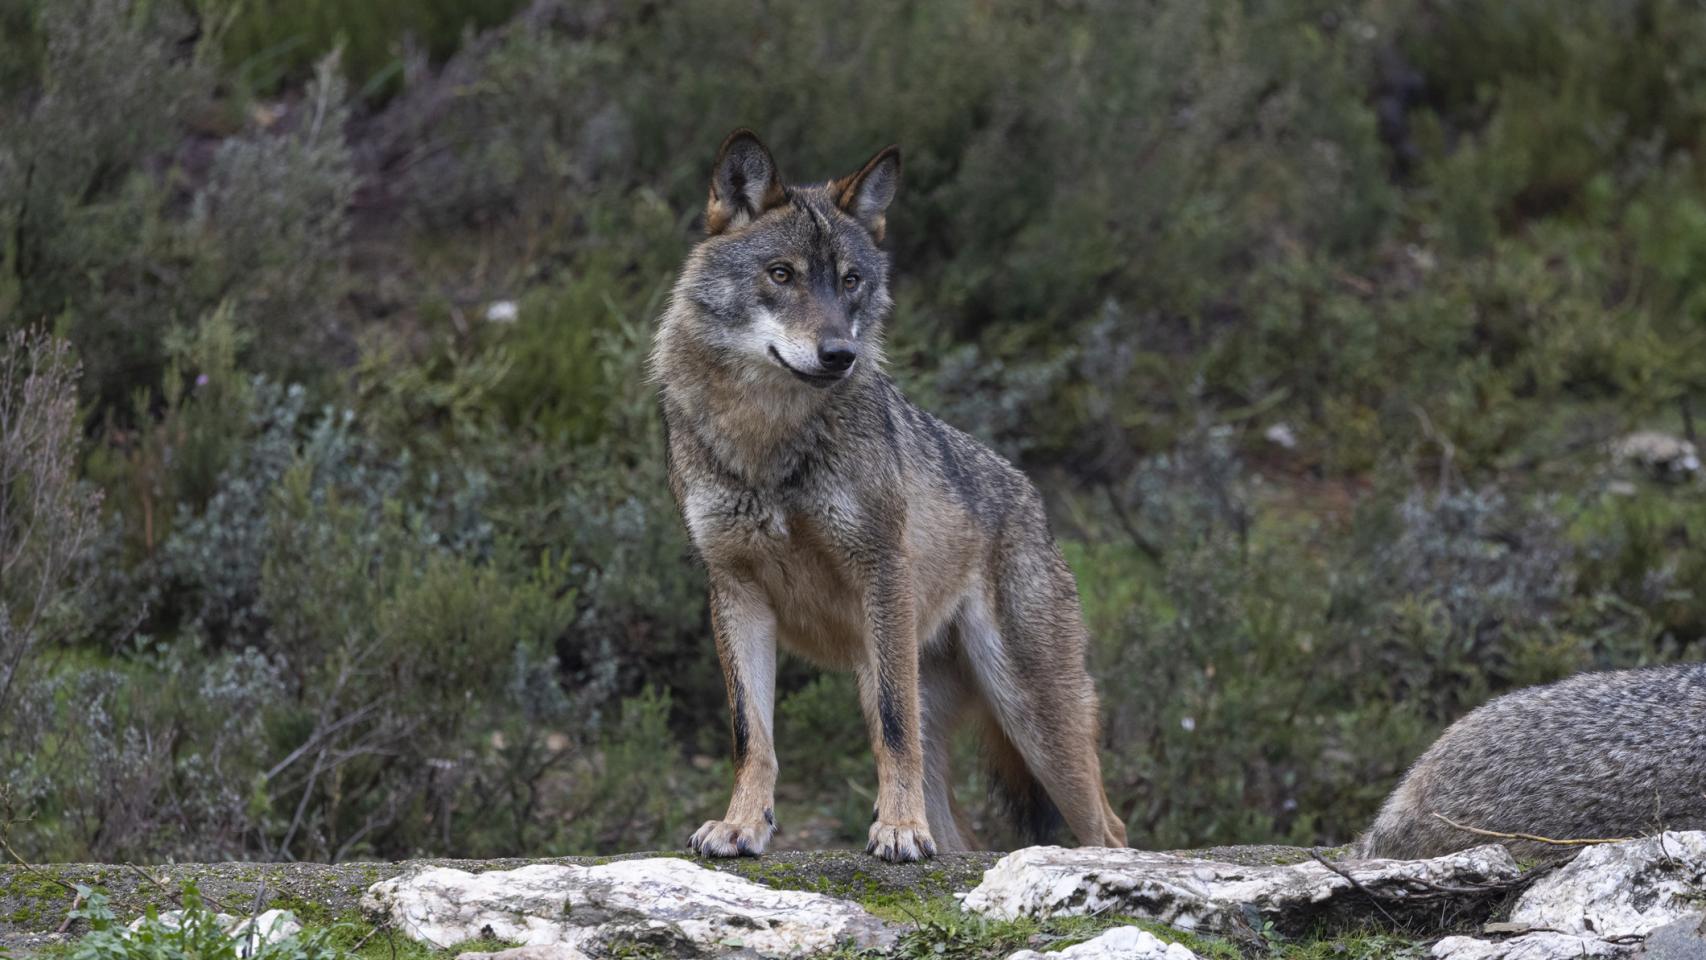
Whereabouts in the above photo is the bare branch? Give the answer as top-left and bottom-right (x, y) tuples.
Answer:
(1432, 812), (1635, 848)
(0, 328), (102, 723)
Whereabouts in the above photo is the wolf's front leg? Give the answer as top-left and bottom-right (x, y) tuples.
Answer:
(690, 575), (778, 857)
(855, 557), (936, 862)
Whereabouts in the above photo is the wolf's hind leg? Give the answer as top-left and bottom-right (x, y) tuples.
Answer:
(960, 588), (1126, 849)
(919, 649), (977, 851)
(690, 575), (779, 857)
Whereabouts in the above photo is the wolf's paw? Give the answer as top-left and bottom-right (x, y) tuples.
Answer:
(688, 817), (772, 857)
(865, 820), (936, 862)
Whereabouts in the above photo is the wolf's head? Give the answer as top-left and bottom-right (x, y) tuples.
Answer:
(662, 130), (900, 390)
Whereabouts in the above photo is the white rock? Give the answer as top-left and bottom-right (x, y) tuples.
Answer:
(485, 300), (519, 324)
(960, 844), (1520, 933)
(1512, 832), (1706, 938)
(362, 858), (896, 957)
(1008, 925), (1201, 960)
(1611, 432), (1700, 479)
(1432, 931), (1626, 960)
(1430, 832), (1706, 959)
(457, 947), (592, 960)
(1264, 423), (1298, 450)
(128, 908), (302, 957)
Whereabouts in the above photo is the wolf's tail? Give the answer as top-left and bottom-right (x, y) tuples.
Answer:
(980, 714), (1065, 846)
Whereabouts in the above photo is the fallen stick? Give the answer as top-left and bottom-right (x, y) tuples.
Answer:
(1432, 813), (1634, 848)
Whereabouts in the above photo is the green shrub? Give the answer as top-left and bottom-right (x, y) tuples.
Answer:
(197, 0), (525, 100)
(2, 6), (361, 411)
(5, 645), (285, 861)
(187, 55), (359, 381)
(0, 0), (207, 407)
(1083, 435), (1658, 848)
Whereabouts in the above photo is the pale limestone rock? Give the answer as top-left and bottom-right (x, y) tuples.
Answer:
(363, 858), (895, 957)
(960, 844), (1520, 933)
(456, 947), (592, 960)
(1431, 931), (1626, 960)
(1431, 832), (1706, 960)
(1611, 432), (1700, 479)
(1007, 925), (1201, 960)
(1513, 832), (1706, 938)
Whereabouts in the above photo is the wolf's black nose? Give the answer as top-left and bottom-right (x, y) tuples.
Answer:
(818, 339), (857, 372)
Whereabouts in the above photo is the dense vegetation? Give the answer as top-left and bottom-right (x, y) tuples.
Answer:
(3, 0), (1706, 864)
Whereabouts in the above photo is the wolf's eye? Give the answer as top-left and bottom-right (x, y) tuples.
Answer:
(842, 272), (861, 291)
(767, 265), (793, 284)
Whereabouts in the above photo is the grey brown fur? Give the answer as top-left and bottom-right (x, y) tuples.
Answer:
(650, 130), (1126, 861)
(1359, 663), (1706, 862)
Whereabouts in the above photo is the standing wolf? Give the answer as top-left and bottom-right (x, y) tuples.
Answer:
(650, 130), (1127, 861)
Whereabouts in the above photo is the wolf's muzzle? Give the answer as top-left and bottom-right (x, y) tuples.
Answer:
(768, 344), (849, 387)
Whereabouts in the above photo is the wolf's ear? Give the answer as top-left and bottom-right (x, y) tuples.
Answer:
(706, 129), (787, 235)
(832, 145), (901, 241)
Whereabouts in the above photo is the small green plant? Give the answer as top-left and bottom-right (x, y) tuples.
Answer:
(884, 897), (1234, 960)
(65, 883), (348, 960)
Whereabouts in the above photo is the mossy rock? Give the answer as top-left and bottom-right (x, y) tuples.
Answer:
(2, 844), (1360, 952)
(0, 849), (1002, 948)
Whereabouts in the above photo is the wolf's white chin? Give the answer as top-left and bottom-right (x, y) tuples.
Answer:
(763, 343), (834, 382)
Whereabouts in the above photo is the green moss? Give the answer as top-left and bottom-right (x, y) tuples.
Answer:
(266, 894), (336, 927)
(308, 909), (520, 960)
(1124, 921), (1244, 960)
(0, 871), (77, 926)
(857, 890), (943, 926)
(866, 896), (1246, 960)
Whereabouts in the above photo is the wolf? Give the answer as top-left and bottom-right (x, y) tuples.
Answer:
(649, 130), (1128, 861)
(1358, 663), (1706, 862)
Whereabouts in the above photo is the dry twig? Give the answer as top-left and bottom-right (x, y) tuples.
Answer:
(1307, 850), (1401, 927)
(1432, 813), (1634, 848)
(124, 862), (233, 914)
(0, 833), (77, 895)
(54, 890), (83, 935)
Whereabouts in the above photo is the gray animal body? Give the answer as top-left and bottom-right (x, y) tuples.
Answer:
(1359, 663), (1706, 861)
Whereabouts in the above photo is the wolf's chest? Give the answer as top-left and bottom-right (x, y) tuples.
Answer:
(682, 483), (869, 663)
(682, 482), (860, 564)
(682, 485), (790, 549)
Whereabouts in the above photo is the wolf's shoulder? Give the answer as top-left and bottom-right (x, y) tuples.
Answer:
(861, 375), (1039, 518)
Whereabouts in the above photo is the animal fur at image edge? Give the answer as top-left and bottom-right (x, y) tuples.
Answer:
(1359, 662), (1706, 861)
